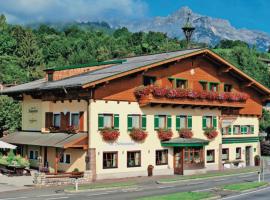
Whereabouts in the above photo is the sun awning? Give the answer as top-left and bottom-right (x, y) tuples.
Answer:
(161, 137), (209, 147)
(0, 141), (17, 149)
(0, 132), (88, 149)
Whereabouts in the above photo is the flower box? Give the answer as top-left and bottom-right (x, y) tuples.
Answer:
(204, 127), (218, 139)
(100, 128), (120, 142)
(179, 128), (193, 138)
(129, 128), (148, 142)
(157, 129), (173, 141)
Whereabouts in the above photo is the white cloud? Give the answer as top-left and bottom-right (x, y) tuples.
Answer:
(0, 0), (148, 24)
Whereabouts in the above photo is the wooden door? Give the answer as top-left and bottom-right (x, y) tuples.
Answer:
(174, 147), (183, 175)
(245, 146), (251, 166)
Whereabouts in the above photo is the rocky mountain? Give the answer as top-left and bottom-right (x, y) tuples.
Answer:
(110, 7), (270, 51)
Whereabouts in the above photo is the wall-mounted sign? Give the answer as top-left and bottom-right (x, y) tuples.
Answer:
(29, 107), (38, 113)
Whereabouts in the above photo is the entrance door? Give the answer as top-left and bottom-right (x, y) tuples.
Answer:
(245, 146), (251, 166)
(174, 147), (183, 175)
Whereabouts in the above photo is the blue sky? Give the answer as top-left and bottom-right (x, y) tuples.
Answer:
(0, 0), (269, 33)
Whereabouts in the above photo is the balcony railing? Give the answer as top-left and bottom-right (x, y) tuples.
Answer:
(134, 86), (248, 108)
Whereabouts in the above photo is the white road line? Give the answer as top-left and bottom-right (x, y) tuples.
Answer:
(213, 179), (226, 182)
(239, 175), (253, 178)
(0, 197), (27, 200)
(193, 188), (215, 192)
(187, 181), (204, 185)
(222, 186), (270, 200)
(87, 192), (109, 197)
(158, 185), (175, 189)
(46, 197), (69, 200)
(37, 194), (65, 197)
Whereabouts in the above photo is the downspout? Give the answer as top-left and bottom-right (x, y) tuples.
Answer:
(85, 88), (93, 171)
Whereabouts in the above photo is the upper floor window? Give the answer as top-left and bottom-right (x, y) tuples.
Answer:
(224, 84), (232, 92)
(176, 79), (187, 89)
(53, 113), (60, 128)
(233, 125), (241, 134)
(199, 81), (208, 91)
(154, 115), (172, 130)
(127, 114), (146, 130)
(176, 115), (192, 130)
(98, 114), (119, 130)
(240, 125), (254, 134)
(209, 82), (219, 92)
(143, 76), (156, 86)
(70, 113), (79, 128)
(202, 116), (217, 129)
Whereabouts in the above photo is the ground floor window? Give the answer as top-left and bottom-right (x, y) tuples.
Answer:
(156, 150), (168, 165)
(222, 148), (229, 161)
(236, 147), (241, 159)
(183, 147), (204, 165)
(103, 152), (118, 169)
(60, 154), (71, 164)
(206, 150), (215, 163)
(29, 150), (38, 160)
(127, 151), (141, 167)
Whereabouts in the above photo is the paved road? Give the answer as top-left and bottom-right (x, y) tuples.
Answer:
(0, 173), (269, 200)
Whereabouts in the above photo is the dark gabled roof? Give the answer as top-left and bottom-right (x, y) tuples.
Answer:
(2, 48), (270, 95)
(0, 131), (87, 148)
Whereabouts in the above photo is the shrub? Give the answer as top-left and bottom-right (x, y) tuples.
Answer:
(129, 128), (148, 141)
(100, 128), (120, 142)
(179, 128), (193, 138)
(204, 127), (219, 139)
(157, 129), (173, 141)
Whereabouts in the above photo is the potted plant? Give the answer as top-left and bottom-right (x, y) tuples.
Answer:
(100, 128), (120, 142)
(134, 86), (152, 98)
(65, 125), (78, 134)
(49, 126), (59, 133)
(129, 128), (148, 142)
(157, 129), (173, 141)
(179, 128), (193, 138)
(204, 127), (218, 139)
(254, 155), (260, 166)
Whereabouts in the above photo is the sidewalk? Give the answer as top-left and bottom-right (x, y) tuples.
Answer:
(0, 173), (33, 193)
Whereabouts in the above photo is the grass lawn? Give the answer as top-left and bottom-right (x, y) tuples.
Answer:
(66, 181), (137, 191)
(222, 181), (268, 191)
(137, 192), (213, 200)
(159, 167), (259, 183)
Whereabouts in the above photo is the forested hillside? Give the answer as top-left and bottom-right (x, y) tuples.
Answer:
(0, 14), (270, 135)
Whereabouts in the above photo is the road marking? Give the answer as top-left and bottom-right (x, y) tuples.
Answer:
(46, 197), (69, 200)
(193, 188), (215, 192)
(37, 194), (65, 197)
(239, 174), (253, 178)
(187, 181), (204, 185)
(222, 186), (270, 200)
(213, 179), (226, 182)
(87, 192), (109, 197)
(158, 185), (175, 189)
(0, 197), (27, 200)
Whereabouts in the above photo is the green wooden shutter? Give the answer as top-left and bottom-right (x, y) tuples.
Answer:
(251, 126), (254, 134)
(176, 116), (180, 131)
(213, 116), (217, 129)
(233, 126), (236, 134)
(167, 115), (172, 129)
(240, 126), (244, 134)
(114, 114), (119, 130)
(98, 114), (104, 130)
(202, 116), (207, 129)
(187, 115), (192, 129)
(228, 126), (232, 134)
(154, 115), (159, 130)
(127, 115), (133, 131)
(142, 115), (147, 130)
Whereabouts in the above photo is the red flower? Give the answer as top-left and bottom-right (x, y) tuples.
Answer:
(204, 127), (218, 140)
(157, 129), (173, 141)
(152, 86), (168, 97)
(129, 128), (148, 141)
(134, 86), (151, 98)
(179, 128), (193, 138)
(100, 128), (120, 142)
(166, 88), (178, 98)
(175, 88), (188, 98)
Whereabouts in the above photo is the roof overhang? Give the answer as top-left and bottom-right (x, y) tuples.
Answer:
(161, 137), (209, 147)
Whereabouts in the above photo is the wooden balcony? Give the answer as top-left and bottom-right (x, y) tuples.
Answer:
(135, 86), (247, 109)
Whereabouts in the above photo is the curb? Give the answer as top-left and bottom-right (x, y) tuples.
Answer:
(203, 195), (221, 200)
(64, 185), (139, 193)
(156, 171), (258, 184)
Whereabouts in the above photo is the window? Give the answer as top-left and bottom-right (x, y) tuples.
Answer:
(236, 148), (241, 159)
(60, 154), (71, 164)
(156, 150), (168, 165)
(199, 81), (208, 91)
(154, 115), (172, 130)
(53, 113), (60, 127)
(176, 115), (192, 130)
(222, 148), (229, 161)
(179, 116), (187, 128)
(127, 115), (146, 130)
(222, 126), (231, 135)
(103, 152), (118, 169)
(207, 150), (215, 163)
(127, 151), (141, 167)
(70, 113), (79, 128)
(143, 76), (156, 86)
(176, 79), (187, 89)
(233, 125), (241, 134)
(29, 150), (38, 160)
(183, 147), (204, 164)
(98, 114), (119, 130)
(224, 84), (232, 92)
(209, 82), (219, 92)
(202, 116), (217, 129)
